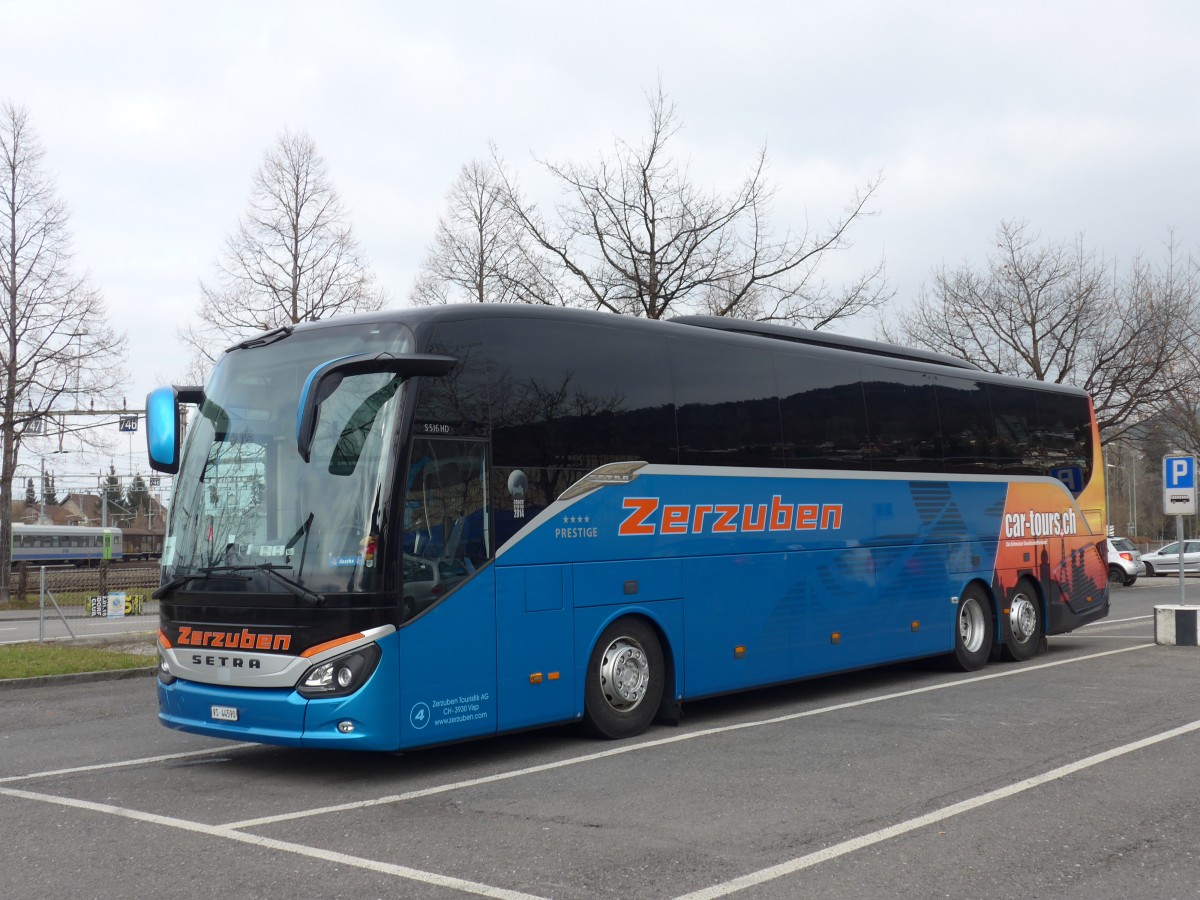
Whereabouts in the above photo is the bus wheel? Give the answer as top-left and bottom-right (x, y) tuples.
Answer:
(950, 586), (993, 672)
(1001, 579), (1042, 662)
(583, 617), (664, 739)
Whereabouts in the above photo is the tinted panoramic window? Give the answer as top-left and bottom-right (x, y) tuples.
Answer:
(775, 352), (870, 470)
(987, 383), (1036, 474)
(670, 338), (780, 466)
(418, 317), (676, 545)
(936, 376), (997, 474)
(412, 327), (491, 436)
(987, 383), (1093, 479)
(477, 319), (676, 474)
(1033, 390), (1092, 470)
(862, 366), (943, 472)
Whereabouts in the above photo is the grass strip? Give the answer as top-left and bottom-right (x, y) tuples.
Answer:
(0, 643), (152, 680)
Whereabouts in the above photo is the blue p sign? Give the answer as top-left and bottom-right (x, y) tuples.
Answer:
(1050, 466), (1083, 493)
(1163, 454), (1197, 516)
(1165, 456), (1196, 489)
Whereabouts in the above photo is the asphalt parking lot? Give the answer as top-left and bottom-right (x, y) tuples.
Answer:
(2, 578), (1199, 899)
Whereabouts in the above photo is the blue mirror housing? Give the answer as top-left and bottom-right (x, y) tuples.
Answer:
(146, 385), (203, 474)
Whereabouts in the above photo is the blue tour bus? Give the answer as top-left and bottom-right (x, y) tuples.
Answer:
(147, 305), (1109, 750)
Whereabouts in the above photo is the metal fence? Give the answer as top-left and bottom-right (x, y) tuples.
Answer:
(3, 563), (159, 644)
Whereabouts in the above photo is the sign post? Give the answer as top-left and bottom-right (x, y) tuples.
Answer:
(1163, 454), (1196, 605)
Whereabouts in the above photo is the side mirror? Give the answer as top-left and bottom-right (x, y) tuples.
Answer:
(146, 385), (203, 474)
(296, 353), (456, 462)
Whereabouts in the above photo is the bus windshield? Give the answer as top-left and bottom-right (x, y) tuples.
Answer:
(162, 321), (414, 596)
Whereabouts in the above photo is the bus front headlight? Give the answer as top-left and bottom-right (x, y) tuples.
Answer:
(157, 647), (176, 685)
(296, 644), (381, 698)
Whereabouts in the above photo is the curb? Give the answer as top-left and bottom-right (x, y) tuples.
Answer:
(1154, 605), (1200, 646)
(0, 665), (156, 692)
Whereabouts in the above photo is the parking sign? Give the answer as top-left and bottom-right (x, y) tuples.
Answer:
(1050, 465), (1083, 494)
(1163, 454), (1197, 516)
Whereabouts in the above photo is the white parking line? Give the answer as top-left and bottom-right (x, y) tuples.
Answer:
(1087, 615), (1152, 626)
(672, 717), (1200, 899)
(0, 785), (549, 900)
(225, 643), (1154, 830)
(0, 745), (249, 785)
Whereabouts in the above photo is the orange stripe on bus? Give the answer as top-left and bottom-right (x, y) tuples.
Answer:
(301, 633), (365, 658)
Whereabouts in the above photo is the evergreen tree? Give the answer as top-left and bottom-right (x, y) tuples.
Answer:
(126, 474), (150, 517)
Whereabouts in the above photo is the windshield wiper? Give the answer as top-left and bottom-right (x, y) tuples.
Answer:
(152, 564), (323, 607)
(226, 325), (294, 353)
(152, 570), (251, 601)
(251, 564), (325, 608)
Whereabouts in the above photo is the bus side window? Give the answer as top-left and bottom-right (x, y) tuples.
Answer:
(671, 338), (780, 467)
(776, 353), (870, 470)
(425, 318), (675, 521)
(862, 366), (943, 473)
(936, 377), (996, 474)
(988, 384), (1036, 475)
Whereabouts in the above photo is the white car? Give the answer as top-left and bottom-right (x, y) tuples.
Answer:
(1140, 540), (1200, 577)
(1106, 537), (1144, 586)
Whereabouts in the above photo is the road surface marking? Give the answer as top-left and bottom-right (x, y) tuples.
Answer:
(225, 643), (1153, 830)
(673, 717), (1200, 899)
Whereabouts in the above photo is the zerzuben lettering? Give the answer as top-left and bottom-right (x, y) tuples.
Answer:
(177, 626), (291, 652)
(618, 496), (843, 537)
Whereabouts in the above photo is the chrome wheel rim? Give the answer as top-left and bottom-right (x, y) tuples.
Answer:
(958, 598), (986, 653)
(1009, 593), (1038, 642)
(598, 637), (650, 711)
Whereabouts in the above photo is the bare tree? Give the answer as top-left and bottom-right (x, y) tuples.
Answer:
(182, 128), (385, 373)
(411, 154), (559, 306)
(886, 221), (1198, 440)
(0, 102), (127, 599)
(419, 85), (889, 326)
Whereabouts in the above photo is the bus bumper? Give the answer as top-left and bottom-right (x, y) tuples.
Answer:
(1047, 592), (1110, 634)
(156, 637), (401, 751)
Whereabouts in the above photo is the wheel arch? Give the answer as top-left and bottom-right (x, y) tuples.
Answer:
(575, 604), (681, 721)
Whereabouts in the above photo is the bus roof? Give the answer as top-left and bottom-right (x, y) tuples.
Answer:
(276, 304), (1088, 398)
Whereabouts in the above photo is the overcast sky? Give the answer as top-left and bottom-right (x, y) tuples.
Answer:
(4, 0), (1199, 487)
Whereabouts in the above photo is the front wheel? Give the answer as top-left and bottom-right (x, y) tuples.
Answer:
(1001, 579), (1043, 662)
(950, 585), (994, 671)
(583, 617), (665, 739)
(1144, 562), (1156, 577)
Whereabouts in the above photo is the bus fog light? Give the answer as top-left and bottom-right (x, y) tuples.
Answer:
(296, 643), (382, 699)
(337, 721), (355, 734)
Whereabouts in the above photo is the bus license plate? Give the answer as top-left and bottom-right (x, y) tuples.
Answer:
(210, 705), (239, 722)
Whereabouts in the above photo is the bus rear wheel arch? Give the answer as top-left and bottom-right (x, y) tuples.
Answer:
(1000, 578), (1043, 662)
(583, 616), (666, 739)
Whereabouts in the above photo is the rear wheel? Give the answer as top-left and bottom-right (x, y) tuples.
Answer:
(583, 617), (664, 739)
(1107, 565), (1126, 585)
(1123, 575), (1138, 587)
(1001, 579), (1042, 662)
(950, 585), (994, 671)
